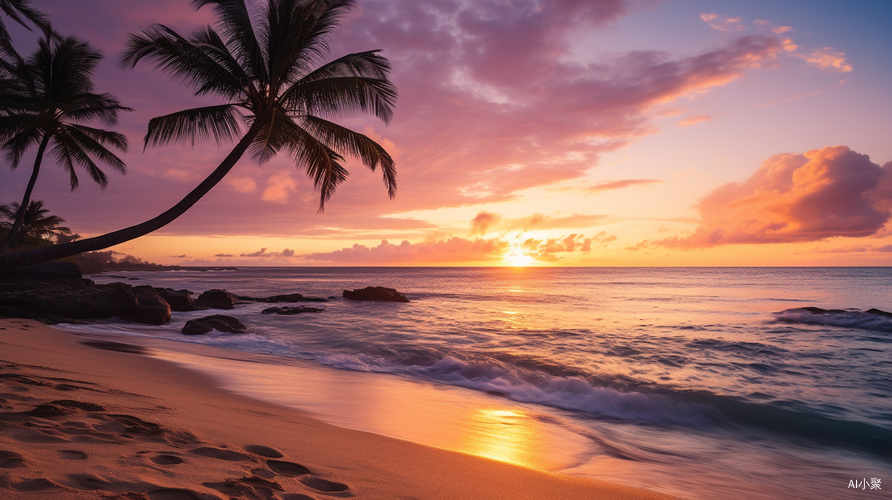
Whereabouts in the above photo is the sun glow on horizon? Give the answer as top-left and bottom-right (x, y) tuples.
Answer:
(503, 245), (534, 266)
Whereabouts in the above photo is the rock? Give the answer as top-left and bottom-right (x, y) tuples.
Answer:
(261, 306), (324, 315)
(181, 315), (246, 335)
(0, 278), (171, 325)
(197, 289), (237, 309)
(266, 293), (327, 303)
(801, 307), (847, 314)
(154, 288), (205, 311)
(342, 287), (409, 302)
(235, 293), (327, 303)
(0, 262), (82, 281)
(866, 308), (892, 318)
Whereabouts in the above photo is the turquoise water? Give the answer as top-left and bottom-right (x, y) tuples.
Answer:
(60, 267), (892, 499)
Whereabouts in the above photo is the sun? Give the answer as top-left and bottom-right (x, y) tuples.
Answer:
(503, 246), (533, 266)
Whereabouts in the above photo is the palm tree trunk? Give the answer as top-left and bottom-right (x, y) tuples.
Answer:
(0, 127), (259, 271)
(0, 133), (51, 252)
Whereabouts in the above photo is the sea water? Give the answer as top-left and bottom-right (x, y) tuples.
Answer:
(58, 267), (892, 499)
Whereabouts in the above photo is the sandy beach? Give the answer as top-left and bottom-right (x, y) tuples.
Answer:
(0, 318), (676, 499)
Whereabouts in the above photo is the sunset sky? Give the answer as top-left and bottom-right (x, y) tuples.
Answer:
(3, 0), (892, 266)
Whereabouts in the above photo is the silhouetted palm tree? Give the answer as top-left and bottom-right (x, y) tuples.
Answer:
(0, 31), (130, 251)
(0, 0), (396, 270)
(0, 200), (71, 244)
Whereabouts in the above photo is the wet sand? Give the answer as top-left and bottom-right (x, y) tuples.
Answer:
(0, 318), (677, 499)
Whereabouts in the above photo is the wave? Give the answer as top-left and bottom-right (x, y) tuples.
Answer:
(773, 307), (892, 333)
(304, 348), (892, 460)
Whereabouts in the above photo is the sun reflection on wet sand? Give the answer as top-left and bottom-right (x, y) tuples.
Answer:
(149, 344), (589, 471)
(463, 408), (537, 466)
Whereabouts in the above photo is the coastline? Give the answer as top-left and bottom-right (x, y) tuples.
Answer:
(0, 318), (677, 499)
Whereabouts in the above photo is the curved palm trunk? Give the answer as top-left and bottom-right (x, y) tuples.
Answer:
(0, 133), (51, 252)
(0, 127), (259, 271)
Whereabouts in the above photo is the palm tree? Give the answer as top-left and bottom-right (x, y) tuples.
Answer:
(0, 200), (71, 244)
(0, 0), (396, 270)
(0, 31), (130, 252)
(0, 0), (50, 54)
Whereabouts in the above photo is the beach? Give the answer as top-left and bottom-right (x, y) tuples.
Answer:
(0, 317), (675, 499)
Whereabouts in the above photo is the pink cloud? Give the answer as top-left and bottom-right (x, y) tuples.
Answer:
(700, 13), (746, 32)
(678, 115), (711, 127)
(795, 47), (853, 72)
(301, 238), (510, 264)
(240, 248), (296, 258)
(582, 179), (662, 192)
(657, 146), (892, 248)
(470, 211), (502, 235)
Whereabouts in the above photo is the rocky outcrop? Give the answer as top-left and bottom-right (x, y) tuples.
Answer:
(261, 306), (324, 315)
(196, 289), (238, 309)
(342, 287), (409, 302)
(181, 315), (247, 335)
(154, 288), (205, 312)
(0, 269), (171, 325)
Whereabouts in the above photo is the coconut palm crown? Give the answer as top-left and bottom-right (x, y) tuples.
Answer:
(0, 200), (71, 242)
(0, 32), (130, 251)
(121, 0), (396, 207)
(0, 0), (396, 270)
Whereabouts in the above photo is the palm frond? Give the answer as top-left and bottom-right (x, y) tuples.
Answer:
(282, 51), (396, 123)
(50, 129), (109, 189)
(58, 92), (133, 126)
(274, 114), (349, 210)
(65, 125), (128, 174)
(145, 104), (243, 148)
(2, 126), (42, 167)
(120, 24), (246, 100)
(301, 115), (395, 198)
(192, 0), (267, 82)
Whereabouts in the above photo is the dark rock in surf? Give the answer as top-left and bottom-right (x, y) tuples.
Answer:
(181, 315), (246, 335)
(0, 275), (171, 325)
(866, 308), (892, 318)
(266, 293), (327, 303)
(235, 292), (327, 303)
(342, 287), (408, 302)
(197, 289), (238, 309)
(261, 306), (324, 315)
(154, 288), (205, 311)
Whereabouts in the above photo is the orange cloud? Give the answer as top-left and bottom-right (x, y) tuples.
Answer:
(700, 13), (746, 32)
(657, 146), (892, 248)
(261, 172), (297, 203)
(582, 179), (662, 193)
(797, 48), (853, 72)
(678, 115), (711, 127)
(226, 175), (258, 193)
(470, 211), (502, 235)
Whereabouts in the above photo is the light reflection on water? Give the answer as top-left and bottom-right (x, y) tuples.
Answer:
(151, 346), (590, 472)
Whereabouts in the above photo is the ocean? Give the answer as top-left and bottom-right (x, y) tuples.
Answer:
(58, 267), (892, 499)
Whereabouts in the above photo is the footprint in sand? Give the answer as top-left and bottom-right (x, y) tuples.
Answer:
(203, 475), (283, 498)
(299, 476), (350, 493)
(189, 446), (252, 462)
(0, 450), (27, 468)
(266, 459), (310, 476)
(150, 454), (185, 465)
(243, 444), (284, 458)
(147, 487), (221, 500)
(59, 449), (88, 460)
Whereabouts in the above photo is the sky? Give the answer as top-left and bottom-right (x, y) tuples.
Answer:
(2, 0), (892, 267)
